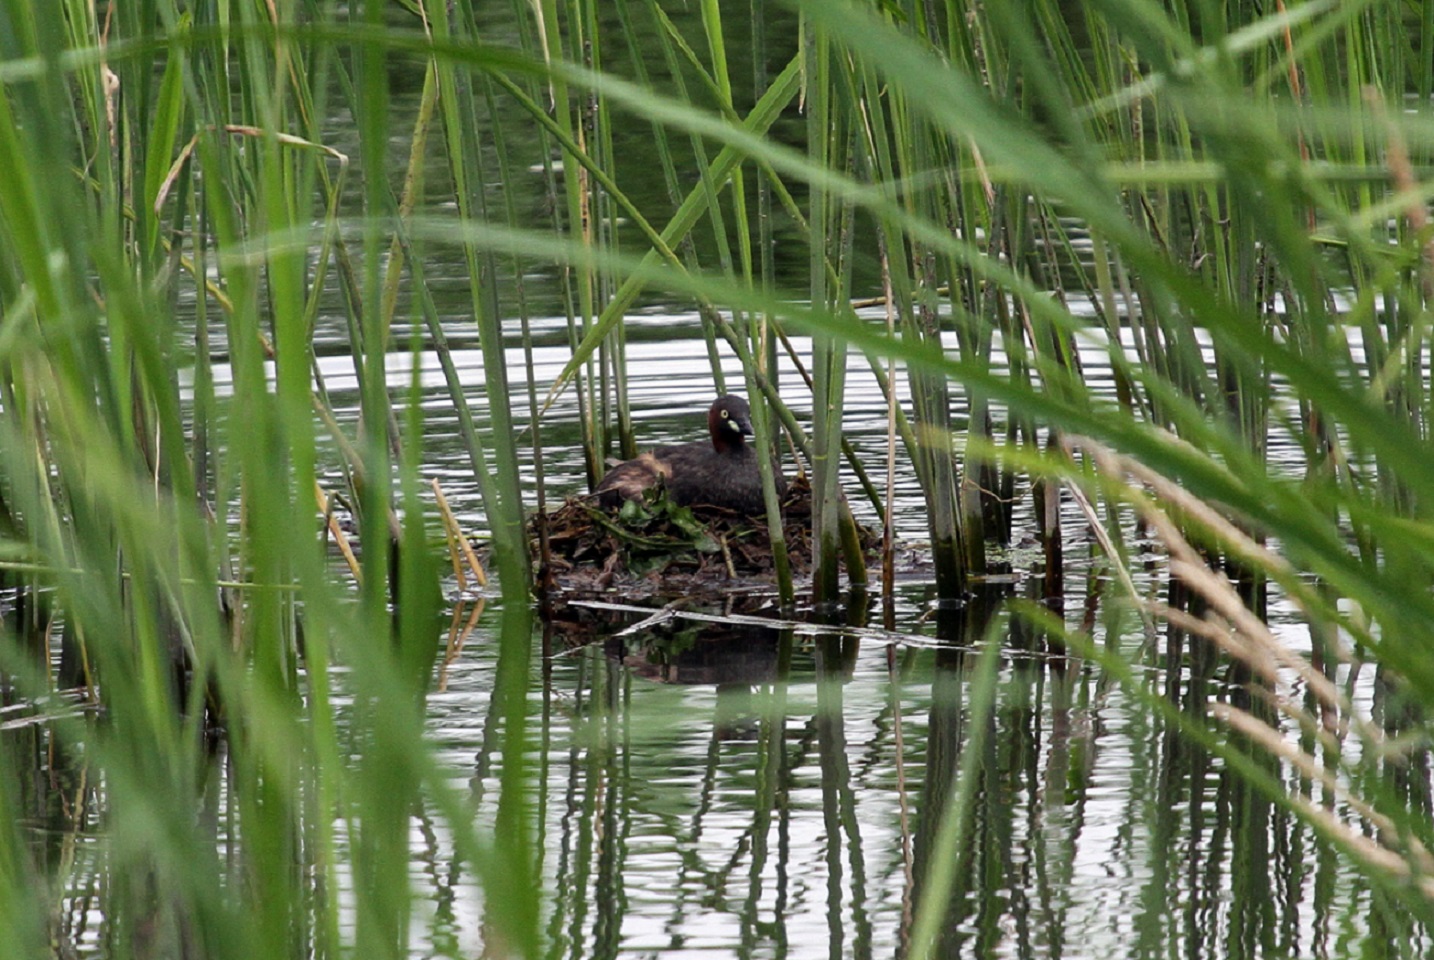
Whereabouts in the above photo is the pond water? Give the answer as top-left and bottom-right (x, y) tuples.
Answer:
(21, 308), (1417, 958)
(300, 318), (1411, 960)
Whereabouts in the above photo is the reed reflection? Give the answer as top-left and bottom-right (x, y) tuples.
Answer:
(542, 605), (799, 959)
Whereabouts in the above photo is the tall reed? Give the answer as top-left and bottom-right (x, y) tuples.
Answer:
(4, 1), (1434, 956)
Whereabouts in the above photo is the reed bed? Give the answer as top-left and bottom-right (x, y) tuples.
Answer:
(1, 0), (1433, 956)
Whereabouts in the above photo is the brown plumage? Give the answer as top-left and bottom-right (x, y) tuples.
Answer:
(594, 395), (785, 515)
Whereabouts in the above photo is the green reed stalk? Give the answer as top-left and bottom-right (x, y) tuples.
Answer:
(495, 0), (598, 495)
(698, 0), (795, 600)
(541, 55), (803, 402)
(909, 620), (1002, 960)
(643, 9), (858, 572)
(751, 0), (783, 427)
(581, 0), (638, 462)
(643, 0), (733, 396)
(427, 4), (530, 595)
(814, 0), (1434, 893)
(353, 4), (417, 952)
(805, 16), (845, 604)
(746, 3), (796, 604)
(430, 4), (543, 952)
(0, 4), (525, 956)
(949, 183), (1001, 563)
(530, 0), (606, 480)
(845, 9), (970, 598)
(613, 0), (731, 409)
(487, 72), (556, 593)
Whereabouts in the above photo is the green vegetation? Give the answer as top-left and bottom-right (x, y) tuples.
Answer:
(1, 0), (1433, 956)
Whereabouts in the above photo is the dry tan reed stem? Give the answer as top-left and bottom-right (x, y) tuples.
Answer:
(1073, 438), (1434, 887)
(315, 482), (362, 584)
(1155, 600), (1345, 758)
(719, 534), (737, 580)
(1365, 87), (1434, 302)
(881, 247), (898, 606)
(438, 597), (485, 692)
(1072, 436), (1363, 733)
(431, 478), (488, 589)
(380, 63), (439, 343)
(1056, 464), (1159, 645)
(155, 126), (348, 217)
(1213, 703), (1434, 880)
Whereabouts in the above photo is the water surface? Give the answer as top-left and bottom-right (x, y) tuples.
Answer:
(367, 322), (1406, 960)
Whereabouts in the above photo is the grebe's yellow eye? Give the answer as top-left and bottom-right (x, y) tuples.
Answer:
(721, 410), (729, 418)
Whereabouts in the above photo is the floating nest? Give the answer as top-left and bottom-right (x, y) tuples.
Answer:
(530, 476), (878, 599)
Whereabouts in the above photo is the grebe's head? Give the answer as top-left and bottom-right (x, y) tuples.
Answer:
(708, 395), (753, 448)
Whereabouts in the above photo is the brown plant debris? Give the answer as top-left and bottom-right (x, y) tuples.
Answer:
(530, 476), (876, 598)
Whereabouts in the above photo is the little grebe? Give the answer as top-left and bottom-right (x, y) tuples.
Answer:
(594, 395), (785, 514)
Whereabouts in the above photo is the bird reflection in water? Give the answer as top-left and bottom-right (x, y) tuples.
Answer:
(606, 619), (782, 741)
